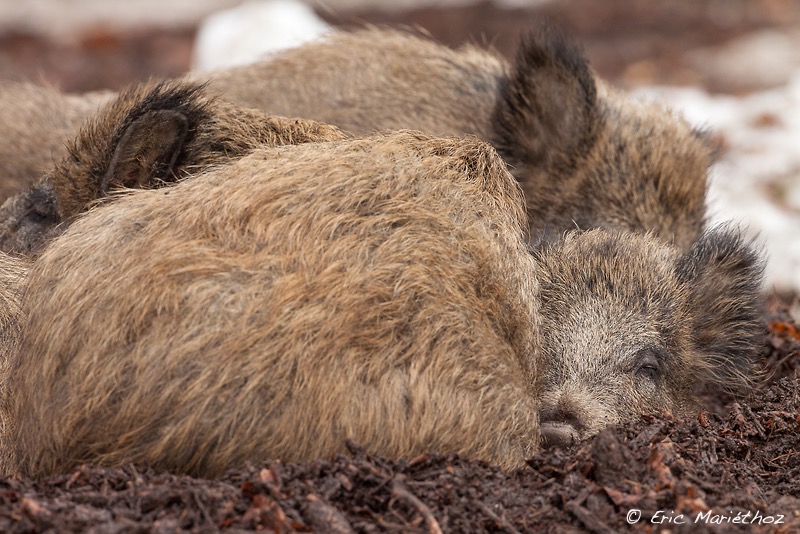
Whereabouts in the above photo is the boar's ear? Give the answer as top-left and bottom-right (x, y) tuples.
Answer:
(490, 22), (599, 176)
(675, 227), (765, 393)
(100, 109), (189, 195)
(50, 81), (211, 221)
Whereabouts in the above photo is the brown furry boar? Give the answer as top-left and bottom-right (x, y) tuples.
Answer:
(201, 25), (713, 249)
(8, 131), (543, 477)
(6, 126), (762, 477)
(0, 26), (711, 251)
(0, 81), (345, 255)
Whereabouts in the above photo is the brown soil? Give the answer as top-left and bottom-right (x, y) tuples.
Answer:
(0, 1), (797, 532)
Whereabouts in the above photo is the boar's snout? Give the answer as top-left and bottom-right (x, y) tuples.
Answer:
(539, 405), (586, 448)
(539, 422), (579, 448)
(0, 185), (61, 255)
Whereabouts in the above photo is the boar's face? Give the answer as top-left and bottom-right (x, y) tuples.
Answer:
(533, 227), (763, 447)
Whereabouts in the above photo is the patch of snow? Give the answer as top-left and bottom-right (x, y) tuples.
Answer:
(633, 75), (800, 294)
(192, 0), (331, 71)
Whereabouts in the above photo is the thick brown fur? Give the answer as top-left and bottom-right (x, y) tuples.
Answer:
(0, 80), (346, 255)
(198, 27), (505, 140)
(0, 252), (28, 474)
(8, 131), (543, 478)
(198, 26), (713, 249)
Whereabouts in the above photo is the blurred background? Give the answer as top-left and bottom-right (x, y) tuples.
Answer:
(0, 0), (797, 300)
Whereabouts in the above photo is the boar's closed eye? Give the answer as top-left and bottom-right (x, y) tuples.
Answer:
(633, 347), (664, 381)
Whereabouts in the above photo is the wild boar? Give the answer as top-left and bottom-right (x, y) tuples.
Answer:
(1, 25), (713, 251)
(200, 25), (713, 249)
(0, 80), (345, 255)
(8, 130), (542, 477)
(6, 127), (762, 478)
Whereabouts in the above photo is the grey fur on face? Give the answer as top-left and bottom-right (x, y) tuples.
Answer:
(534, 227), (764, 446)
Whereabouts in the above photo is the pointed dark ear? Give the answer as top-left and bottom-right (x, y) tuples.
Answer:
(49, 81), (210, 221)
(675, 227), (765, 393)
(491, 22), (599, 175)
(100, 109), (189, 194)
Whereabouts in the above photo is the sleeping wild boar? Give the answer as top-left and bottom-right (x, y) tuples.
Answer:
(533, 227), (763, 446)
(5, 98), (763, 477)
(0, 80), (345, 255)
(201, 24), (713, 249)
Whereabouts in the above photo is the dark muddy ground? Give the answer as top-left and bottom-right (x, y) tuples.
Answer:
(0, 0), (797, 532)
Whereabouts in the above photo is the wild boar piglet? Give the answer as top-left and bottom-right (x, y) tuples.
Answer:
(0, 80), (345, 255)
(8, 130), (543, 478)
(204, 25), (713, 249)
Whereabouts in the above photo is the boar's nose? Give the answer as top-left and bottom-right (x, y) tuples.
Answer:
(539, 409), (582, 448)
(540, 422), (579, 448)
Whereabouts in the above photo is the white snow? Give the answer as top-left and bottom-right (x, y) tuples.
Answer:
(633, 74), (800, 294)
(192, 0), (331, 71)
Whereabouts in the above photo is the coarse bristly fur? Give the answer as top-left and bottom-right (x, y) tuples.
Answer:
(7, 131), (543, 478)
(0, 80), (346, 255)
(0, 25), (711, 252)
(0, 252), (29, 474)
(4, 118), (764, 477)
